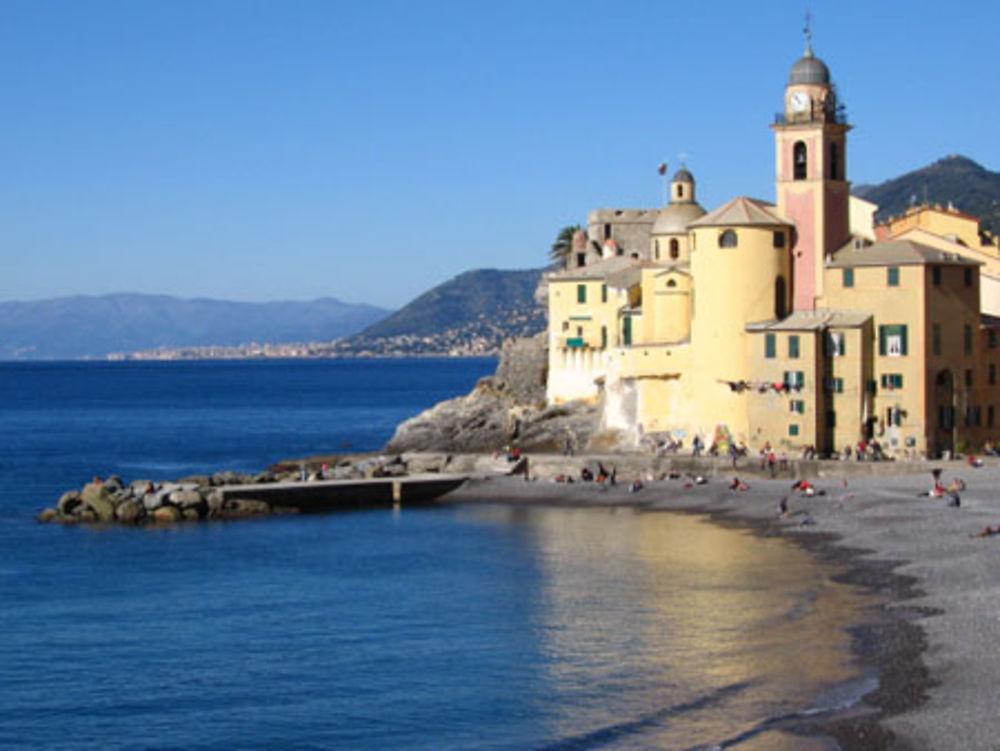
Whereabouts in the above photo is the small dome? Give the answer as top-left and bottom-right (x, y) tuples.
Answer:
(788, 50), (830, 85)
(652, 202), (706, 235)
(672, 167), (694, 183)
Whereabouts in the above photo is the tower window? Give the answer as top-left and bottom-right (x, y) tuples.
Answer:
(773, 231), (786, 249)
(965, 267), (974, 286)
(719, 230), (738, 248)
(793, 141), (808, 180)
(677, 184), (685, 199)
(576, 252), (585, 267)
(604, 224), (612, 240)
(775, 276), (787, 318)
(830, 142), (841, 180)
(842, 268), (854, 287)
(887, 267), (899, 286)
(669, 238), (680, 259)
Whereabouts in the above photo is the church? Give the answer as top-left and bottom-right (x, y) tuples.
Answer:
(544, 39), (1000, 459)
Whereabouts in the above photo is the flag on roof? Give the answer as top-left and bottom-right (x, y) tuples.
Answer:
(657, 162), (667, 175)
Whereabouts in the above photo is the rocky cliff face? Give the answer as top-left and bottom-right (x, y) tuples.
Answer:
(384, 335), (604, 453)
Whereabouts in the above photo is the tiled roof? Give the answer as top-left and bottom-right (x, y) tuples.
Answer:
(746, 309), (872, 332)
(689, 196), (792, 228)
(546, 255), (638, 281)
(828, 239), (981, 267)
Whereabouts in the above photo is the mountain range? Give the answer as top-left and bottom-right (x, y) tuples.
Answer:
(0, 294), (388, 360)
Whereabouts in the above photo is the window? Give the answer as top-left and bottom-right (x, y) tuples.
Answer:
(827, 410), (837, 428)
(577, 284), (587, 303)
(842, 268), (854, 288)
(990, 330), (998, 349)
(677, 184), (685, 198)
(789, 399), (805, 414)
(669, 238), (680, 259)
(933, 323), (941, 356)
(788, 335), (800, 358)
(825, 331), (845, 357)
(990, 364), (996, 386)
(965, 324), (973, 355)
(604, 223), (611, 240)
(789, 424), (800, 437)
(773, 231), (786, 249)
(601, 326), (608, 349)
(966, 369), (973, 387)
(793, 141), (807, 180)
(622, 316), (632, 346)
(824, 377), (844, 393)
(990, 405), (995, 428)
(765, 333), (776, 359)
(878, 324), (908, 356)
(887, 267), (900, 286)
(719, 230), (738, 248)
(666, 279), (677, 288)
(939, 406), (955, 430)
(562, 321), (569, 332)
(965, 267), (974, 286)
(866, 379), (878, 395)
(783, 371), (805, 388)
(576, 252), (586, 267)
(966, 407), (982, 427)
(601, 284), (607, 303)
(886, 407), (902, 428)
(654, 241), (660, 260)
(932, 266), (941, 286)
(880, 373), (904, 389)
(775, 276), (787, 319)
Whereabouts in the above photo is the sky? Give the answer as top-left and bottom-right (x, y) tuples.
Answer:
(1, 0), (998, 309)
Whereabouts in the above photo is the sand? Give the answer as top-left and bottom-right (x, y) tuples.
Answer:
(444, 457), (1000, 750)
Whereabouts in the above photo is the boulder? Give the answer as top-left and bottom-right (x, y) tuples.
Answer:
(181, 507), (201, 521)
(178, 475), (212, 487)
(57, 491), (82, 515)
(115, 499), (145, 525)
(151, 506), (182, 523)
(169, 490), (203, 508)
(37, 508), (58, 523)
(80, 483), (116, 521)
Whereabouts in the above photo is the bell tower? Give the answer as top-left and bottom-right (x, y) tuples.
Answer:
(772, 26), (851, 311)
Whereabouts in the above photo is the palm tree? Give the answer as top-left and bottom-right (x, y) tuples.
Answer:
(549, 225), (583, 267)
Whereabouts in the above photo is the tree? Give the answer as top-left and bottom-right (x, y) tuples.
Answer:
(549, 225), (583, 267)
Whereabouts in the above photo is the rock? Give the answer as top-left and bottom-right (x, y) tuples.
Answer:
(169, 490), (202, 508)
(105, 475), (125, 492)
(130, 480), (156, 495)
(151, 506), (182, 523)
(251, 471), (276, 484)
(178, 475), (211, 487)
(37, 508), (58, 523)
(57, 491), (82, 515)
(205, 489), (225, 517)
(80, 483), (115, 521)
(212, 471), (243, 486)
(76, 508), (98, 523)
(115, 499), (144, 525)
(181, 507), (201, 521)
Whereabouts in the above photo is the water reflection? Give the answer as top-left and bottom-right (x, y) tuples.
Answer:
(459, 505), (867, 750)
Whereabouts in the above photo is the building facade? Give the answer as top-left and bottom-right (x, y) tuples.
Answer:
(545, 41), (1000, 458)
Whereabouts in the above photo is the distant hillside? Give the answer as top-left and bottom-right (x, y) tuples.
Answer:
(854, 155), (1000, 234)
(333, 268), (547, 355)
(0, 294), (390, 360)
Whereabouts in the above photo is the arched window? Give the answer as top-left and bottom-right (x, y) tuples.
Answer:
(669, 238), (680, 259)
(793, 141), (807, 180)
(719, 230), (738, 248)
(830, 142), (841, 180)
(775, 276), (787, 319)
(666, 278), (677, 288)
(677, 184), (685, 199)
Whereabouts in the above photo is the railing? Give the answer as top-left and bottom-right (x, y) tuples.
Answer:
(773, 110), (848, 126)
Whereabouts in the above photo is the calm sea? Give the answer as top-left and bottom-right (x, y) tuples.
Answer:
(0, 359), (873, 750)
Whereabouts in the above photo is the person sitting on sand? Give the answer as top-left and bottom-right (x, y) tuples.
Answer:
(729, 477), (749, 492)
(629, 479), (643, 493)
(971, 525), (1000, 538)
(580, 467), (593, 482)
(967, 454), (983, 468)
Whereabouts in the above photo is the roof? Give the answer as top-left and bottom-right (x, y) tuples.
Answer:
(788, 48), (830, 85)
(546, 254), (637, 281)
(652, 201), (706, 234)
(746, 309), (871, 332)
(606, 261), (662, 289)
(828, 239), (982, 268)
(673, 167), (694, 183)
(688, 196), (792, 228)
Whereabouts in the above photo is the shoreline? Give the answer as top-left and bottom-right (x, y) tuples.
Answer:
(443, 458), (999, 750)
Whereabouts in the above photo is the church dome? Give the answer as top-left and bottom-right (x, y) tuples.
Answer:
(673, 167), (694, 183)
(788, 50), (830, 85)
(652, 201), (706, 235)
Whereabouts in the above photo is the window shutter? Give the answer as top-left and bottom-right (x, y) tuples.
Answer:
(900, 325), (908, 356)
(878, 326), (886, 356)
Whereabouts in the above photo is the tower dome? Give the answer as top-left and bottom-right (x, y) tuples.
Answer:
(788, 48), (830, 85)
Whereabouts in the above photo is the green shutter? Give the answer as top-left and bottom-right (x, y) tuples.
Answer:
(577, 284), (586, 303)
(878, 325), (886, 356)
(843, 268), (854, 287)
(601, 284), (607, 303)
(900, 325), (908, 356)
(789, 335), (799, 358)
(765, 333), (776, 358)
(888, 267), (899, 286)
(623, 316), (632, 346)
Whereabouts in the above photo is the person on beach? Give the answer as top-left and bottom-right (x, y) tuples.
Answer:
(692, 435), (703, 457)
(778, 496), (789, 517)
(967, 454), (983, 468)
(767, 450), (776, 477)
(629, 479), (643, 493)
(580, 467), (593, 482)
(971, 525), (1000, 538)
(729, 477), (749, 491)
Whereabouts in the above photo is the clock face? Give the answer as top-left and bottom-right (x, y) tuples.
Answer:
(790, 91), (810, 113)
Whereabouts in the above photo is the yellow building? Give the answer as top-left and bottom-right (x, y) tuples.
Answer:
(545, 39), (1000, 458)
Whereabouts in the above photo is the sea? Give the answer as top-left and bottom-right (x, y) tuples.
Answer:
(0, 359), (877, 751)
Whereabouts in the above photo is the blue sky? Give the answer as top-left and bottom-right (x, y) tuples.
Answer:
(1, 0), (998, 308)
